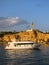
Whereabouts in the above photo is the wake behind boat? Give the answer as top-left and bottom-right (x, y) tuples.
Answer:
(5, 40), (41, 49)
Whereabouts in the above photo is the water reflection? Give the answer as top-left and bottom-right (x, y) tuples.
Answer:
(0, 45), (49, 65)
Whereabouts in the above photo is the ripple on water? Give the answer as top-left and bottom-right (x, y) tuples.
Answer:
(0, 46), (49, 65)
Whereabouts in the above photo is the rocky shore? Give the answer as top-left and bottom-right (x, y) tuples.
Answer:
(0, 29), (49, 46)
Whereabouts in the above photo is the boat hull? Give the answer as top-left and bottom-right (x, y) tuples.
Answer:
(5, 44), (41, 50)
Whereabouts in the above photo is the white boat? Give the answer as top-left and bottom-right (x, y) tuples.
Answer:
(5, 41), (41, 49)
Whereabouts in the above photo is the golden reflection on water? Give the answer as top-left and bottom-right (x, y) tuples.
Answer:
(5, 50), (34, 65)
(6, 49), (33, 58)
(0, 45), (49, 65)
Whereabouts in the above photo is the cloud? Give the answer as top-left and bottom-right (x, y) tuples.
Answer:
(0, 17), (28, 29)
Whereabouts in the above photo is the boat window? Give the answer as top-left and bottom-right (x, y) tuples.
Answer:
(14, 44), (16, 47)
(16, 45), (18, 47)
(20, 45), (21, 47)
(17, 43), (33, 45)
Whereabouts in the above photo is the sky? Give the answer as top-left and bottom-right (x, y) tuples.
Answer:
(0, 0), (49, 32)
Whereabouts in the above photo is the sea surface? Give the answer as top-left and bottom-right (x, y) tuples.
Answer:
(0, 45), (49, 65)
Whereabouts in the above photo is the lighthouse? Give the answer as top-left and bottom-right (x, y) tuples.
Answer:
(26, 22), (34, 32)
(30, 22), (34, 30)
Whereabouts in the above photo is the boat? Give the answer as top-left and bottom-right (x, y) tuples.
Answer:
(5, 41), (41, 49)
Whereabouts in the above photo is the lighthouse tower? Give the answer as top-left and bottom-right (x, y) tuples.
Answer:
(26, 22), (34, 32)
(30, 22), (34, 31)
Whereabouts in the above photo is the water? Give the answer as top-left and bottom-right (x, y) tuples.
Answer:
(0, 45), (49, 65)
